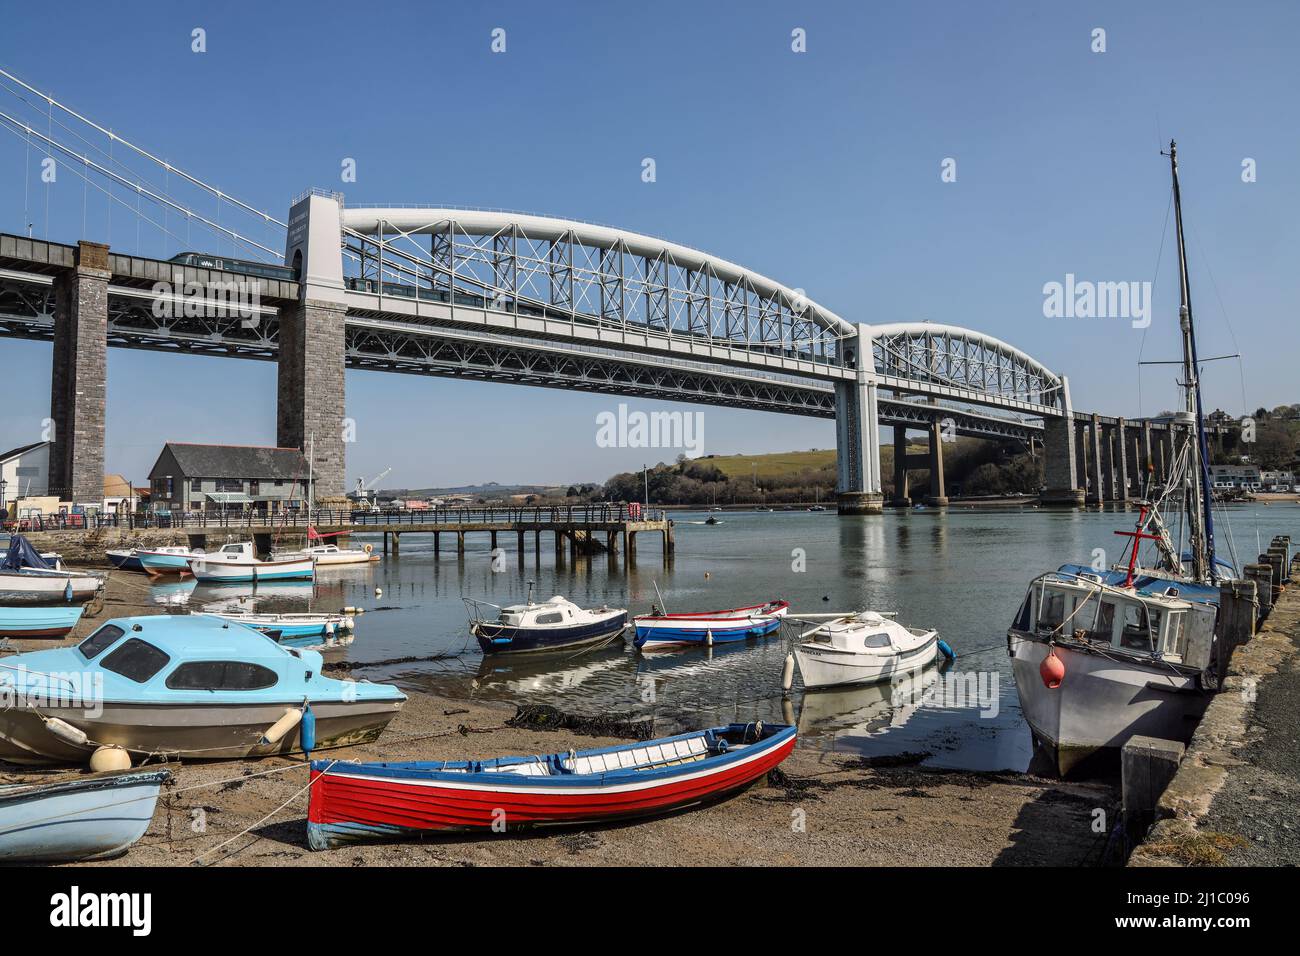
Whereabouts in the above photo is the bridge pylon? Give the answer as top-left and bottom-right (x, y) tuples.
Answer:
(277, 190), (349, 497)
(834, 324), (884, 514)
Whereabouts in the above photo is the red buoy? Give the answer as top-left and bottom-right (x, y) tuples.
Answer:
(1040, 647), (1065, 689)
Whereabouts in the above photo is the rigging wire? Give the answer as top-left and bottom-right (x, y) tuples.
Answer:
(1136, 186), (1174, 420)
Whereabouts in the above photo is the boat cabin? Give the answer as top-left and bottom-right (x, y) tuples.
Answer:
(206, 542), (257, 562)
(1015, 573), (1215, 670)
(497, 597), (581, 628)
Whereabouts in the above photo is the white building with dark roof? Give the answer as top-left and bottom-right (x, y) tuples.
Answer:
(147, 442), (313, 513)
(0, 440), (50, 505)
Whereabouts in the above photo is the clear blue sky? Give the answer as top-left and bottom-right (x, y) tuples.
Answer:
(1, 1), (1296, 489)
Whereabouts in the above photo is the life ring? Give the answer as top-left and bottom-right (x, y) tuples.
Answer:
(363, 543), (374, 554)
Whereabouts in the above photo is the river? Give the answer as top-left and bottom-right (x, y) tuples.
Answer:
(141, 502), (1300, 774)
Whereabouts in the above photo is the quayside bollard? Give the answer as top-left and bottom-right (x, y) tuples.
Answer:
(1122, 736), (1185, 849)
(1245, 564), (1274, 622)
(1216, 579), (1257, 688)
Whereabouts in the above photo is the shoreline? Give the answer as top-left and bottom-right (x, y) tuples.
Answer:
(1, 571), (1118, 867)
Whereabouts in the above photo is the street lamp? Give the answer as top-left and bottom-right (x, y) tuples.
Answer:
(0, 477), (7, 518)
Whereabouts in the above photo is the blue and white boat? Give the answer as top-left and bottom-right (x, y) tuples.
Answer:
(0, 613), (405, 766)
(0, 768), (171, 862)
(136, 546), (205, 577)
(187, 542), (314, 583)
(633, 600), (789, 650)
(467, 593), (626, 654)
(106, 548), (145, 572)
(193, 610), (354, 650)
(0, 535), (104, 605)
(0, 604), (84, 639)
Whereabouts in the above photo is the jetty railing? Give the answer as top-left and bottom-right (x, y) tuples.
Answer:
(10, 504), (668, 532)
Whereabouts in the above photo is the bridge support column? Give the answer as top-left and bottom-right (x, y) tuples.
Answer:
(890, 427), (911, 506)
(1040, 379), (1083, 507)
(1114, 418), (1130, 503)
(1087, 415), (1105, 505)
(1100, 425), (1119, 502)
(924, 418), (948, 507)
(49, 241), (110, 504)
(280, 190), (349, 498)
(834, 328), (883, 515)
(277, 298), (347, 498)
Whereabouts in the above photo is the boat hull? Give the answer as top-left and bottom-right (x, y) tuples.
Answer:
(795, 633), (939, 689)
(188, 557), (314, 583)
(0, 605), (85, 639)
(1009, 632), (1209, 777)
(106, 550), (145, 572)
(0, 769), (170, 862)
(306, 724), (796, 848)
(0, 697), (404, 766)
(473, 611), (627, 654)
(137, 551), (196, 577)
(0, 571), (102, 605)
(633, 603), (789, 650)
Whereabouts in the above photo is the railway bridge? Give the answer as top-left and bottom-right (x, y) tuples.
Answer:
(0, 196), (1218, 514)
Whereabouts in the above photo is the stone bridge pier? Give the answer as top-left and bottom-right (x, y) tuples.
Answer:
(834, 330), (884, 514)
(47, 241), (110, 504)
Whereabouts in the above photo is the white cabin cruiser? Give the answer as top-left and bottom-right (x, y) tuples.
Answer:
(793, 611), (944, 690)
(466, 590), (627, 654)
(272, 543), (375, 567)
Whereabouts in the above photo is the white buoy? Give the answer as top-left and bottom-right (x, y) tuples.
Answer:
(90, 745), (132, 772)
(341, 606), (365, 615)
(374, 587), (383, 597)
(259, 706), (304, 746)
(782, 653), (795, 694)
(705, 629), (713, 647)
(43, 717), (89, 747)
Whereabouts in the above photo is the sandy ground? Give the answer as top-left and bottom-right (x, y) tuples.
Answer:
(2, 571), (1119, 867)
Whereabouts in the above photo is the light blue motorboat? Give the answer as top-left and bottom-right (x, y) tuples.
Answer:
(0, 613), (405, 766)
(0, 604), (84, 639)
(193, 610), (355, 650)
(0, 768), (171, 862)
(136, 546), (204, 577)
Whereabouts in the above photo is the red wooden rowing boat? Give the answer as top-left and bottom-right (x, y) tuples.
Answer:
(306, 722), (795, 848)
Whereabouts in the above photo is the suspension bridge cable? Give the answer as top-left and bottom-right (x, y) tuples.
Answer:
(0, 107), (282, 260)
(0, 64), (286, 229)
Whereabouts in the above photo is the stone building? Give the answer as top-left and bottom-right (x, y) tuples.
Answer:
(147, 442), (313, 514)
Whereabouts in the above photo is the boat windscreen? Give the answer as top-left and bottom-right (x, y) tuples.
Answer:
(100, 638), (171, 683)
(78, 624), (125, 660)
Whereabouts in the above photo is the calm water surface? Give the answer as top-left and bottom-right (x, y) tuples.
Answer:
(144, 503), (1300, 772)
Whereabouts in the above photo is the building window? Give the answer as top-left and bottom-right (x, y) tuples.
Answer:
(217, 478), (243, 493)
(191, 479), (201, 494)
(249, 479), (260, 496)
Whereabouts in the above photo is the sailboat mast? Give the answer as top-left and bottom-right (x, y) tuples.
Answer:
(1166, 140), (1217, 582)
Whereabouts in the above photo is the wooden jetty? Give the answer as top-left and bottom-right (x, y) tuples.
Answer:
(22, 505), (675, 565)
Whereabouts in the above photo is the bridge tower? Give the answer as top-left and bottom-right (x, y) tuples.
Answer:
(279, 191), (348, 497)
(834, 324), (884, 514)
(1039, 375), (1084, 506)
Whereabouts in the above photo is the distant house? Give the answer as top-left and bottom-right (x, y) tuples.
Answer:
(0, 441), (50, 503)
(147, 443), (312, 513)
(103, 474), (138, 514)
